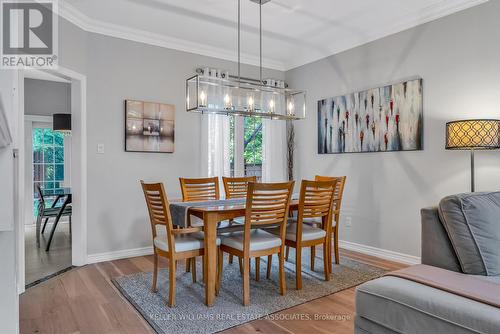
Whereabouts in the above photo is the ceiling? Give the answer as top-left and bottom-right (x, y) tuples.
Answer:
(60, 0), (487, 71)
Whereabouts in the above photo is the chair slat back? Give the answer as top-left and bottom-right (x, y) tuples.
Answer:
(315, 175), (347, 213)
(299, 179), (337, 220)
(140, 181), (175, 253)
(179, 177), (220, 202)
(245, 182), (294, 228)
(222, 176), (257, 199)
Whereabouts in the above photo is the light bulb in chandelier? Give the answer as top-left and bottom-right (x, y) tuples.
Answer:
(247, 96), (254, 111)
(287, 100), (295, 115)
(200, 91), (207, 107)
(224, 94), (232, 109)
(269, 99), (275, 113)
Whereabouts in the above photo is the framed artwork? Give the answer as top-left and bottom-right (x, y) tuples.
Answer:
(318, 78), (423, 154)
(125, 99), (175, 153)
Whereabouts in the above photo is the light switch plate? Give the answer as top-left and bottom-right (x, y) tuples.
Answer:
(97, 143), (105, 154)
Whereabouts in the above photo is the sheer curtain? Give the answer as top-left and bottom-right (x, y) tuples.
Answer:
(200, 113), (230, 178)
(262, 118), (286, 182)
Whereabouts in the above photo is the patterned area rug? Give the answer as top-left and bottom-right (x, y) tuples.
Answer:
(113, 249), (385, 334)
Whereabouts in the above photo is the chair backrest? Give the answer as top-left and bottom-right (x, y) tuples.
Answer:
(179, 177), (220, 202)
(222, 176), (257, 199)
(140, 181), (175, 253)
(315, 175), (347, 215)
(243, 181), (294, 252)
(295, 179), (337, 238)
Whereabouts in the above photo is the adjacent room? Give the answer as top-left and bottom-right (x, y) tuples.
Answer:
(1, 1), (500, 334)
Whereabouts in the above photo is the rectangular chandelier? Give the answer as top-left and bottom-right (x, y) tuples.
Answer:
(186, 73), (306, 120)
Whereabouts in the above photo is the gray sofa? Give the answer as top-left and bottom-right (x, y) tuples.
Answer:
(355, 192), (500, 334)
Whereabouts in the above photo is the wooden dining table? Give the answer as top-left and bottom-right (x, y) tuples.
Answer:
(187, 199), (300, 307)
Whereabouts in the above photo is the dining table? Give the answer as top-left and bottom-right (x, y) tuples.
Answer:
(171, 198), (300, 307)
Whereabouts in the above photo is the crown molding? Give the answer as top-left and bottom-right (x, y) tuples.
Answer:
(284, 0), (489, 70)
(58, 2), (286, 71)
(59, 0), (488, 72)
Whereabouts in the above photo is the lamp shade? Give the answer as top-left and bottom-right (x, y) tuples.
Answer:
(446, 119), (500, 150)
(53, 113), (71, 134)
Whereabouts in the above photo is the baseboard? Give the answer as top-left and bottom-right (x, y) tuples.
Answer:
(86, 241), (420, 266)
(86, 246), (154, 264)
(339, 240), (421, 265)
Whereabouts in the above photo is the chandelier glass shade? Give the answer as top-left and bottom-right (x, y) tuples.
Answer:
(186, 70), (305, 120)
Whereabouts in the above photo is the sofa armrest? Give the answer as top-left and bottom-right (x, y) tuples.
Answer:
(421, 207), (462, 273)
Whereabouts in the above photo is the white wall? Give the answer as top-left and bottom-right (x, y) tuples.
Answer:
(55, 18), (284, 256)
(0, 70), (20, 333)
(285, 0), (500, 258)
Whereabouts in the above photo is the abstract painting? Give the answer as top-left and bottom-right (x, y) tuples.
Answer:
(125, 100), (175, 153)
(318, 78), (423, 154)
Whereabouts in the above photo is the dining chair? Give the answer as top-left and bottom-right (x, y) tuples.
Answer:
(222, 176), (256, 266)
(314, 175), (347, 271)
(140, 181), (221, 307)
(35, 185), (72, 250)
(218, 181), (294, 306)
(268, 179), (337, 289)
(179, 177), (220, 275)
(179, 177), (220, 203)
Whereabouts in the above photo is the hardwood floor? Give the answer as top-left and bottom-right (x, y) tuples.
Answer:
(19, 248), (406, 334)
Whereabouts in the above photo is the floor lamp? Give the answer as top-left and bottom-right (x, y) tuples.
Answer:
(446, 119), (500, 192)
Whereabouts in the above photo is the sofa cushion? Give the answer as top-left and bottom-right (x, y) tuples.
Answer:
(356, 276), (500, 334)
(438, 192), (500, 276)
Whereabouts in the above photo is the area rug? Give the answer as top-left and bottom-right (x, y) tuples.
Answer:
(113, 249), (385, 334)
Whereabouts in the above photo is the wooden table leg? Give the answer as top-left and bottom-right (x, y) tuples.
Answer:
(204, 212), (217, 307)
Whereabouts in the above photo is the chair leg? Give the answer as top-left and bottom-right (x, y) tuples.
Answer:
(69, 215), (72, 236)
(216, 250), (223, 296)
(266, 255), (272, 279)
(279, 250), (286, 296)
(323, 242), (330, 281)
(242, 257), (250, 306)
(186, 258), (191, 273)
(35, 214), (42, 248)
(334, 232), (340, 265)
(45, 216), (61, 252)
(238, 257), (243, 276)
(310, 246), (316, 271)
(255, 257), (260, 281)
(41, 217), (50, 234)
(229, 254), (234, 264)
(191, 256), (197, 283)
(296, 246), (302, 290)
(152, 252), (159, 292)
(285, 246), (290, 261)
(203, 255), (207, 284)
(168, 257), (176, 307)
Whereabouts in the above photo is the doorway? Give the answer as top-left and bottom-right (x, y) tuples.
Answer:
(23, 77), (72, 287)
(17, 67), (87, 292)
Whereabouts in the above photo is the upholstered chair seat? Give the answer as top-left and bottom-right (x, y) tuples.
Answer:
(154, 225), (221, 252)
(268, 222), (326, 242)
(299, 217), (337, 227)
(221, 229), (282, 251)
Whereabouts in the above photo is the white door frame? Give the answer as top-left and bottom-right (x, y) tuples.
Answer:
(17, 66), (87, 293)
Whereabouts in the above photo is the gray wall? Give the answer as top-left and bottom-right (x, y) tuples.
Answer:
(57, 19), (283, 255)
(24, 79), (71, 116)
(285, 0), (500, 257)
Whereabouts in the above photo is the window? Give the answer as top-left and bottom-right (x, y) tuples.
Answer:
(33, 128), (65, 216)
(229, 116), (263, 180)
